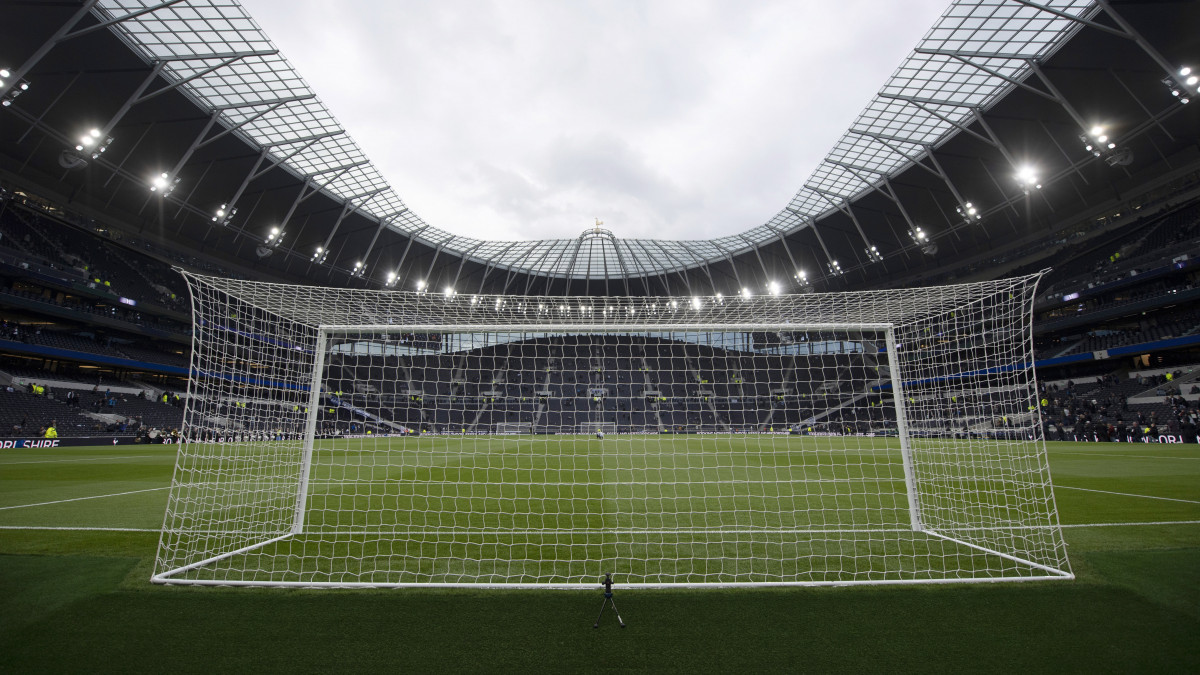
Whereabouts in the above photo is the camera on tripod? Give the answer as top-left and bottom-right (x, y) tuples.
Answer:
(594, 572), (625, 628)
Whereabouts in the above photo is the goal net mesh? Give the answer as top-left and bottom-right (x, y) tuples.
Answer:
(153, 272), (1071, 587)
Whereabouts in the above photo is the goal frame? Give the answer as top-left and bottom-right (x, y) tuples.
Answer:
(153, 318), (1073, 588)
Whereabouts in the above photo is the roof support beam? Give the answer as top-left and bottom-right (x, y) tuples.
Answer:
(1014, 0), (1199, 98)
(808, 186), (875, 251)
(356, 211), (406, 276)
(846, 129), (968, 206)
(16, 71), (81, 145)
(824, 160), (921, 238)
(451, 241), (486, 290)
(392, 225), (430, 290)
(2, 0), (100, 100)
(198, 98), (314, 148)
(879, 94), (998, 149)
(317, 189), (388, 258)
(167, 109), (223, 179)
(67, 1), (190, 40)
(1024, 61), (1089, 132)
(518, 243), (554, 294)
(1011, 1), (1125, 38)
(913, 49), (1058, 103)
(134, 51), (279, 105)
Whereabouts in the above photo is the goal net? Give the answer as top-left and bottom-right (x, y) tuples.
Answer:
(153, 271), (1071, 587)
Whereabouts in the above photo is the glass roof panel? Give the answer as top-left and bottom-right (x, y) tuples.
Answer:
(95, 0), (1097, 279)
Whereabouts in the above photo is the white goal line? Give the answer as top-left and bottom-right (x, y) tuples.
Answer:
(155, 526), (1066, 536)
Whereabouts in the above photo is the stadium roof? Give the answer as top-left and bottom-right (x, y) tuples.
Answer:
(1, 0), (1198, 295)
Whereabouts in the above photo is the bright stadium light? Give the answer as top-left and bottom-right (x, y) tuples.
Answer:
(1081, 124), (1118, 158)
(864, 245), (883, 262)
(956, 201), (982, 223)
(444, 286), (455, 298)
(827, 260), (843, 276)
(416, 280), (426, 292)
(74, 129), (113, 160)
(1015, 166), (1042, 194)
(150, 172), (176, 193)
(1, 69), (29, 107)
(741, 287), (753, 298)
(212, 203), (237, 225)
(768, 281), (781, 295)
(691, 296), (702, 310)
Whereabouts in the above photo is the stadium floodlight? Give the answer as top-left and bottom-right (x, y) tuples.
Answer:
(0, 69), (29, 107)
(741, 287), (753, 298)
(150, 172), (179, 194)
(153, 271), (1072, 587)
(1162, 67), (1194, 104)
(1080, 125), (1117, 158)
(264, 227), (285, 247)
(864, 245), (884, 262)
(74, 129), (113, 160)
(794, 270), (812, 292)
(909, 227), (938, 256)
(350, 261), (366, 278)
(691, 296), (702, 310)
(416, 280), (426, 292)
(212, 203), (237, 226)
(956, 202), (981, 223)
(312, 246), (329, 264)
(384, 271), (397, 287)
(1015, 166), (1042, 194)
(768, 281), (782, 295)
(443, 286), (455, 298)
(827, 260), (843, 276)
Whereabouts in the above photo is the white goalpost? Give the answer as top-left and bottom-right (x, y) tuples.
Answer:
(152, 271), (1072, 587)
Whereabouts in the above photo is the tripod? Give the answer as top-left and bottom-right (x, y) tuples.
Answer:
(593, 573), (626, 628)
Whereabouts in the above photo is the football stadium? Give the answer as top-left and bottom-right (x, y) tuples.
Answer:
(1, 0), (1198, 671)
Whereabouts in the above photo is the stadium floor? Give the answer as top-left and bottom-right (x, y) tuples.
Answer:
(1, 440), (1197, 671)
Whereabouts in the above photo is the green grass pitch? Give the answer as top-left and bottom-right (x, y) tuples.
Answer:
(159, 434), (1067, 585)
(2, 439), (1198, 671)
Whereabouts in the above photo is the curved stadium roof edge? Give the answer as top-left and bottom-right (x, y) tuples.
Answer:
(93, 0), (1098, 280)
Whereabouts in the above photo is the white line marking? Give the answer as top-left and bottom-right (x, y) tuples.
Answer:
(1057, 451), (1200, 461)
(4, 521), (1199, 535)
(1059, 520), (1200, 528)
(0, 486), (170, 511)
(0, 455), (166, 466)
(1054, 484), (1200, 505)
(0, 526), (159, 532)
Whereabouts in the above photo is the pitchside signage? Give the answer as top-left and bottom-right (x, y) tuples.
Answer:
(0, 436), (138, 449)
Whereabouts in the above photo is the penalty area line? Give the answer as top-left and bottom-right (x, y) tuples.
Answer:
(1057, 451), (1200, 461)
(0, 525), (159, 532)
(1059, 520), (1200, 528)
(0, 455), (165, 466)
(0, 486), (170, 511)
(1054, 484), (1200, 505)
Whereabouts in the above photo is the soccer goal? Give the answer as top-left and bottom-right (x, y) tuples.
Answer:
(152, 271), (1072, 587)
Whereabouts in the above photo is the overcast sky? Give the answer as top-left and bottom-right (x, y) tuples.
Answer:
(242, 0), (950, 242)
